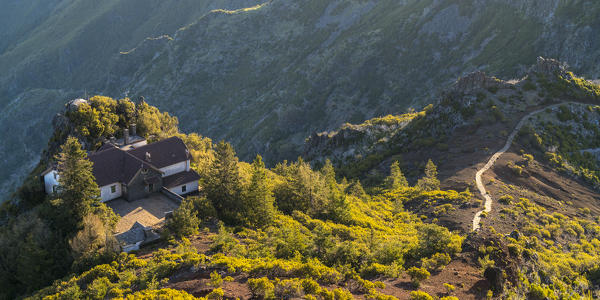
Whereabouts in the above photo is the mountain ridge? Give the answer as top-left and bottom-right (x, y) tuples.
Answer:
(2, 0), (600, 199)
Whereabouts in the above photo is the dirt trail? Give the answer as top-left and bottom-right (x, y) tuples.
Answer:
(472, 103), (569, 231)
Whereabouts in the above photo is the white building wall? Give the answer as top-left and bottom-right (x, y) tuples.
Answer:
(100, 183), (122, 202)
(43, 170), (60, 194)
(168, 181), (199, 196)
(160, 160), (189, 177)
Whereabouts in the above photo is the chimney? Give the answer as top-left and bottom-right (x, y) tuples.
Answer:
(124, 129), (129, 145)
(130, 124), (137, 136)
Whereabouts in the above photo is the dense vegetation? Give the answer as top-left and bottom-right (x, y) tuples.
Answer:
(28, 140), (468, 299)
(3, 76), (600, 299)
(0, 96), (475, 299)
(0, 97), (187, 298)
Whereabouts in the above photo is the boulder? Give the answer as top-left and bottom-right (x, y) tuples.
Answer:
(484, 266), (505, 293)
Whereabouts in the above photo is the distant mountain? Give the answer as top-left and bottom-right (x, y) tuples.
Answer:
(2, 0), (600, 199)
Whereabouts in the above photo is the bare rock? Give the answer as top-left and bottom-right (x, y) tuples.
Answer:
(484, 266), (505, 293)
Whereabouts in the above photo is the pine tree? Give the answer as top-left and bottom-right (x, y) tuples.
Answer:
(346, 179), (368, 200)
(384, 161), (408, 190)
(204, 141), (243, 225)
(416, 159), (440, 191)
(273, 159), (326, 216)
(321, 160), (350, 223)
(243, 155), (276, 228)
(55, 137), (101, 231)
(167, 197), (200, 238)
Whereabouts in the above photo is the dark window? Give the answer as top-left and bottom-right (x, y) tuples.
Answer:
(53, 172), (58, 180)
(111, 185), (116, 193)
(52, 185), (57, 193)
(181, 185), (187, 193)
(148, 183), (154, 192)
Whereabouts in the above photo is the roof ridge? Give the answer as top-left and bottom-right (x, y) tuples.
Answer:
(125, 136), (182, 153)
(122, 150), (162, 174)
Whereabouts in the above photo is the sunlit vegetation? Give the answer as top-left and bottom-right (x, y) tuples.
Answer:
(517, 104), (600, 189)
(0, 97), (187, 298)
(22, 111), (469, 298)
(488, 191), (600, 299)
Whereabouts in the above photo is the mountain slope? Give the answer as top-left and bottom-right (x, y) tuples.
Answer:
(3, 0), (600, 199)
(13, 59), (600, 300)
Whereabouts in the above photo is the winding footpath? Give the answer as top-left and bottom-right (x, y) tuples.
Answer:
(472, 103), (570, 231)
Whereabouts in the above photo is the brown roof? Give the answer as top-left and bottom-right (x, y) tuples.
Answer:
(88, 147), (158, 187)
(163, 170), (201, 188)
(128, 137), (190, 169)
(88, 136), (193, 187)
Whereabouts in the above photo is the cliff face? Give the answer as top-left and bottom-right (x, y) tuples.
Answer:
(2, 0), (600, 198)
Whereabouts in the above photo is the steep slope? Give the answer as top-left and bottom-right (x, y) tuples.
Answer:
(0, 0), (263, 198)
(305, 57), (600, 230)
(14, 59), (600, 299)
(3, 0), (600, 199)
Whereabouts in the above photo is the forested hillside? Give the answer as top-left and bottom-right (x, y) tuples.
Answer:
(2, 58), (600, 299)
(3, 0), (600, 199)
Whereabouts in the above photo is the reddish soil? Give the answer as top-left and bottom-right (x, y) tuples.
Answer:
(167, 272), (252, 299)
(381, 257), (488, 299)
(479, 149), (600, 234)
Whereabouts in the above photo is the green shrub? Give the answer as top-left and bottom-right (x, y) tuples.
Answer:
(499, 195), (513, 205)
(410, 290), (434, 300)
(274, 279), (302, 299)
(248, 277), (275, 299)
(421, 253), (451, 271)
(332, 288), (354, 300)
(207, 288), (224, 300)
(85, 277), (112, 300)
(443, 283), (456, 293)
(209, 271), (223, 288)
(301, 278), (321, 295)
(507, 162), (523, 176)
(407, 267), (430, 287)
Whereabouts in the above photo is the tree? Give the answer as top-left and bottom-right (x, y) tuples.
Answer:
(116, 98), (136, 128)
(243, 155), (276, 228)
(273, 159), (327, 216)
(346, 179), (368, 200)
(204, 141), (243, 225)
(384, 161), (408, 190)
(136, 101), (178, 139)
(55, 137), (101, 231)
(69, 214), (119, 272)
(321, 160), (351, 223)
(166, 197), (200, 238)
(416, 159), (440, 191)
(0, 213), (71, 298)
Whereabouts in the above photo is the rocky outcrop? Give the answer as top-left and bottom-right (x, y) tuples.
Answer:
(454, 71), (510, 92)
(484, 266), (505, 293)
(530, 56), (569, 77)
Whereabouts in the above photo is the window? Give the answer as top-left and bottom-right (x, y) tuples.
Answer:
(53, 172), (58, 180)
(52, 185), (57, 193)
(181, 185), (187, 193)
(148, 183), (154, 192)
(111, 185), (116, 193)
